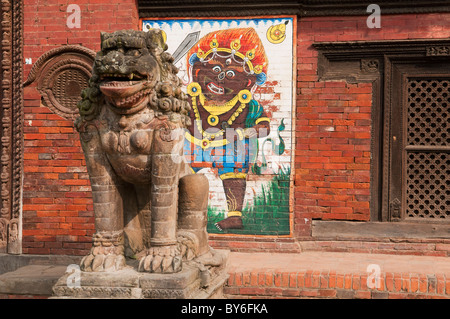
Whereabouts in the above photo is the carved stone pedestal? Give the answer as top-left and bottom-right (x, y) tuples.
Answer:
(52, 250), (229, 299)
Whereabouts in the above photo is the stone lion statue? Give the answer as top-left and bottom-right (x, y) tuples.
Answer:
(75, 29), (221, 273)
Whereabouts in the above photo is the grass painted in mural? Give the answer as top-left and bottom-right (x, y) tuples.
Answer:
(207, 166), (291, 235)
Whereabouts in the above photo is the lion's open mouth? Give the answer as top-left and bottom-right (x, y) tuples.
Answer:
(99, 72), (151, 109)
(99, 72), (146, 83)
(100, 80), (143, 88)
(111, 88), (152, 108)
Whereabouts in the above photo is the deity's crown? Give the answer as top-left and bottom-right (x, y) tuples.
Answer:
(188, 28), (268, 85)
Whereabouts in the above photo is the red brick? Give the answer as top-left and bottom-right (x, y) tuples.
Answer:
(311, 271), (321, 288)
(297, 272), (305, 288)
(299, 290), (318, 297)
(250, 271), (258, 286)
(352, 275), (361, 290)
(281, 272), (290, 287)
(436, 244), (450, 252)
(402, 273), (411, 293)
(330, 182), (354, 189)
(265, 288), (283, 296)
(410, 275), (419, 293)
(320, 272), (329, 288)
(419, 275), (428, 293)
(282, 289), (300, 297)
(355, 291), (371, 299)
(243, 272), (251, 286)
(376, 277), (385, 292)
(304, 271), (313, 288)
(344, 274), (352, 289)
(258, 273), (266, 286)
(331, 207), (353, 215)
(274, 273), (282, 287)
(289, 273), (297, 288)
(428, 275), (437, 294)
(265, 272), (274, 286)
(239, 287), (265, 296)
(319, 289), (337, 298)
(394, 273), (403, 292)
(328, 272), (336, 288)
(336, 274), (344, 289)
(388, 293), (408, 299)
(385, 273), (394, 292)
(234, 273), (243, 287)
(436, 275), (445, 295)
(24, 133), (46, 140)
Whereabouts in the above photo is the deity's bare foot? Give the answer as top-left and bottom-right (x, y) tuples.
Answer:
(215, 216), (243, 231)
(80, 232), (126, 272)
(138, 245), (182, 273)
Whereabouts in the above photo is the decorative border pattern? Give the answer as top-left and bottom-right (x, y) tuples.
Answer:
(0, 0), (24, 254)
(426, 46), (450, 56)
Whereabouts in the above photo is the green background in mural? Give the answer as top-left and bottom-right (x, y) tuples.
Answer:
(207, 166), (291, 235)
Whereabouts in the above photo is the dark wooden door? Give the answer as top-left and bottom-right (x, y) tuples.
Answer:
(389, 61), (450, 222)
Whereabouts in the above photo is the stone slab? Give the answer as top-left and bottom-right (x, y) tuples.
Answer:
(0, 265), (68, 295)
(0, 253), (81, 275)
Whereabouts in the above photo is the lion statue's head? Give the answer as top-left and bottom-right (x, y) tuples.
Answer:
(76, 29), (191, 128)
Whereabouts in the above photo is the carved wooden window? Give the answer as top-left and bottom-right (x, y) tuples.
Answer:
(390, 61), (450, 223)
(313, 40), (450, 226)
(404, 78), (450, 220)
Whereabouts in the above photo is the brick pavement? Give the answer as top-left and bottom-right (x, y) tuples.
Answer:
(225, 251), (450, 299)
(0, 251), (449, 299)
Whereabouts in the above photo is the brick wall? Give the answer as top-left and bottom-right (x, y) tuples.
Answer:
(22, 0), (139, 255)
(20, 7), (450, 256)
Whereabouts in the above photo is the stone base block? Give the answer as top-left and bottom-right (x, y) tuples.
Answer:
(52, 250), (229, 299)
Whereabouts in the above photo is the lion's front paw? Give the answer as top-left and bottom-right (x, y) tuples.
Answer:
(138, 245), (182, 273)
(80, 249), (126, 272)
(80, 231), (126, 272)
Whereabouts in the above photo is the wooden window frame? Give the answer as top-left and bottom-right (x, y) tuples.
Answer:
(312, 39), (450, 238)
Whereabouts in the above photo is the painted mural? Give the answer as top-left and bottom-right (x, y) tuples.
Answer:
(142, 17), (294, 236)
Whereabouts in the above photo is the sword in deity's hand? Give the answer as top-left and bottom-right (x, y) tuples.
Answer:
(172, 31), (201, 64)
